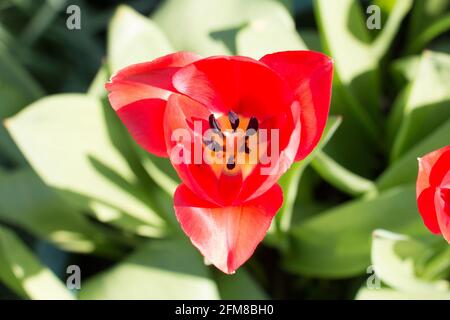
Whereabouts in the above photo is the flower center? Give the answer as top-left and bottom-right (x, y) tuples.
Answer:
(203, 111), (263, 177)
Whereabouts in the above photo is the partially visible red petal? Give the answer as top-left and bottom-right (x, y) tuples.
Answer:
(174, 183), (283, 274)
(237, 101), (301, 202)
(417, 187), (441, 234)
(173, 56), (293, 119)
(417, 146), (450, 195)
(106, 51), (202, 156)
(260, 51), (333, 161)
(117, 99), (167, 157)
(435, 188), (450, 243)
(107, 51), (202, 110)
(164, 94), (224, 205)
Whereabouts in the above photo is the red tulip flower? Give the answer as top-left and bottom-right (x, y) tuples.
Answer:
(106, 51), (333, 273)
(417, 146), (450, 243)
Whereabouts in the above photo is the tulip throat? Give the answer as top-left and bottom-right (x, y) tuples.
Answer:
(203, 111), (262, 178)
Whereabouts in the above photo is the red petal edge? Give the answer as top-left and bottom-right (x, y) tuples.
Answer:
(174, 183), (283, 274)
(416, 146), (450, 234)
(105, 51), (202, 157)
(260, 51), (333, 161)
(434, 188), (450, 243)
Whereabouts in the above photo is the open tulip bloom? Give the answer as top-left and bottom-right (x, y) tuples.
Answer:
(417, 146), (450, 243)
(106, 50), (333, 274)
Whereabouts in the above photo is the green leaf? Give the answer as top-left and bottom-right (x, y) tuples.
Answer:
(215, 269), (268, 300)
(272, 116), (342, 239)
(6, 94), (167, 237)
(108, 5), (173, 73)
(0, 49), (43, 118)
(372, 0), (413, 59)
(284, 185), (428, 278)
(0, 225), (73, 300)
(311, 150), (376, 197)
(390, 51), (450, 161)
(236, 17), (306, 59)
(390, 56), (421, 84)
(153, 0), (301, 56)
(406, 0), (450, 54)
(370, 230), (450, 296)
(0, 168), (118, 255)
(19, 0), (67, 45)
(386, 85), (411, 149)
(314, 0), (380, 124)
(79, 239), (219, 300)
(378, 119), (450, 191)
(87, 64), (109, 99)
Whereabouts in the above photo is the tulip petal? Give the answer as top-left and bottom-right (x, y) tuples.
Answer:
(435, 188), (450, 243)
(416, 146), (450, 234)
(237, 101), (301, 202)
(115, 99), (167, 156)
(260, 50), (333, 160)
(106, 51), (202, 156)
(174, 183), (283, 274)
(417, 187), (441, 234)
(417, 146), (450, 195)
(173, 56), (293, 119)
(164, 94), (224, 205)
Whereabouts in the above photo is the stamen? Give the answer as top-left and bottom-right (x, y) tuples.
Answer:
(204, 140), (222, 152)
(228, 111), (240, 131)
(246, 117), (258, 135)
(209, 114), (222, 135)
(239, 137), (251, 154)
(226, 156), (236, 170)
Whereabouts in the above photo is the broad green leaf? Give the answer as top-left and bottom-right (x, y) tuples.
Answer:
(0, 123), (26, 167)
(371, 0), (413, 58)
(314, 0), (380, 120)
(386, 85), (411, 149)
(6, 94), (167, 237)
(79, 239), (219, 300)
(378, 119), (450, 191)
(236, 17), (306, 59)
(299, 29), (322, 52)
(273, 116), (342, 238)
(0, 168), (118, 255)
(0, 49), (43, 118)
(87, 64), (109, 99)
(140, 152), (178, 196)
(20, 0), (67, 45)
(371, 230), (450, 296)
(108, 5), (173, 73)
(391, 51), (450, 161)
(0, 225), (73, 300)
(390, 56), (420, 84)
(153, 0), (300, 56)
(215, 269), (268, 300)
(311, 151), (376, 197)
(284, 185), (428, 278)
(406, 0), (450, 54)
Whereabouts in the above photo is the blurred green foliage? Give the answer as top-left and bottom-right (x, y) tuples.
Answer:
(0, 0), (449, 300)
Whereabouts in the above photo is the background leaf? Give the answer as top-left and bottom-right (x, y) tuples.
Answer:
(6, 94), (168, 237)
(284, 185), (428, 278)
(0, 225), (73, 300)
(79, 239), (219, 300)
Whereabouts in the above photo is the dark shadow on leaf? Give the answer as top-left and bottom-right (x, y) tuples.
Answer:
(209, 24), (246, 55)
